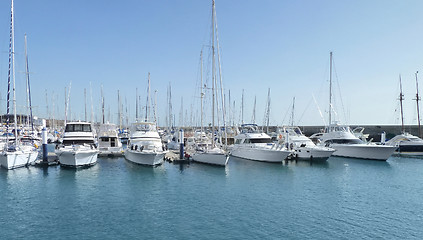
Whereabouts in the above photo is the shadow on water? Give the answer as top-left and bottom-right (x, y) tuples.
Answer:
(283, 158), (330, 168)
(328, 156), (392, 169)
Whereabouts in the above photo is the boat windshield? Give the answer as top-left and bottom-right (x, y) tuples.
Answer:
(65, 124), (92, 132)
(245, 138), (272, 144)
(62, 139), (95, 145)
(325, 139), (364, 144)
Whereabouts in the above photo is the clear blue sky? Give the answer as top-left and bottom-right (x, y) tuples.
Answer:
(1, 0), (423, 127)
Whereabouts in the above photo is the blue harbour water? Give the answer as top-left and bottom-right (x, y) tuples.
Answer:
(0, 151), (422, 239)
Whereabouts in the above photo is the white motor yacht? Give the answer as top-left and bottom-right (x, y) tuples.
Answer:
(98, 123), (123, 157)
(316, 124), (396, 161)
(385, 132), (423, 156)
(124, 122), (166, 166)
(281, 126), (335, 161)
(55, 122), (98, 167)
(230, 124), (291, 162)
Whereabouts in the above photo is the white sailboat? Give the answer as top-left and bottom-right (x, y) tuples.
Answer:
(314, 52), (396, 161)
(124, 73), (167, 166)
(191, 0), (229, 166)
(0, 0), (38, 170)
(385, 73), (423, 156)
(55, 122), (98, 167)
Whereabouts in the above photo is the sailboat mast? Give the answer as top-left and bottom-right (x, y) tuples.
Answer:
(415, 71), (421, 137)
(10, 0), (18, 143)
(84, 88), (87, 122)
(266, 88), (271, 133)
(291, 97), (295, 126)
(329, 52), (333, 127)
(24, 34), (34, 132)
(252, 96), (256, 124)
(200, 50), (204, 133)
(5, 0), (14, 143)
(145, 73), (151, 122)
(211, 0), (216, 146)
(214, 1), (227, 147)
(135, 88), (138, 120)
(101, 85), (105, 124)
(399, 75), (405, 133)
(241, 89), (244, 125)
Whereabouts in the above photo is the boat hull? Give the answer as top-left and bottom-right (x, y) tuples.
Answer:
(124, 149), (165, 166)
(394, 144), (423, 156)
(330, 144), (396, 161)
(230, 147), (291, 162)
(192, 152), (229, 166)
(56, 149), (98, 167)
(0, 149), (38, 169)
(294, 147), (335, 161)
(99, 147), (123, 157)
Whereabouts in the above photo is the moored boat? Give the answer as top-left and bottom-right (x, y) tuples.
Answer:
(124, 122), (166, 166)
(55, 121), (98, 167)
(230, 124), (291, 162)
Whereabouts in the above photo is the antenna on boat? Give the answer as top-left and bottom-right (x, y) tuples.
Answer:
(399, 74), (405, 133)
(414, 71), (421, 137)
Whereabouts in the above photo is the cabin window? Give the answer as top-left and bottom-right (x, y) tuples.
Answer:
(235, 139), (242, 144)
(250, 138), (272, 143)
(63, 139), (94, 145)
(66, 124), (92, 132)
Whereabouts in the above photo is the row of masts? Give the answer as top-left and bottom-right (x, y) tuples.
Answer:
(399, 72), (421, 137)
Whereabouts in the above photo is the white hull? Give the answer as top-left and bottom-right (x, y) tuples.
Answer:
(192, 152), (229, 166)
(294, 147), (335, 160)
(124, 149), (165, 166)
(99, 146), (123, 157)
(56, 148), (98, 167)
(0, 149), (38, 169)
(393, 151), (423, 156)
(330, 144), (396, 161)
(230, 147), (291, 162)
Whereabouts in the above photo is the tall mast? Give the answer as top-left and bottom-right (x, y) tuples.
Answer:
(329, 52), (333, 127)
(241, 89), (244, 125)
(146, 72), (151, 122)
(135, 88), (138, 120)
(415, 71), (421, 137)
(5, 0), (14, 144)
(252, 96), (256, 124)
(101, 85), (105, 124)
(214, 0), (227, 147)
(118, 90), (122, 129)
(291, 97), (295, 126)
(265, 88), (271, 133)
(84, 88), (87, 122)
(154, 90), (158, 124)
(200, 50), (204, 133)
(90, 82), (94, 123)
(211, 0), (216, 146)
(64, 87), (67, 125)
(399, 75), (405, 133)
(24, 34), (34, 132)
